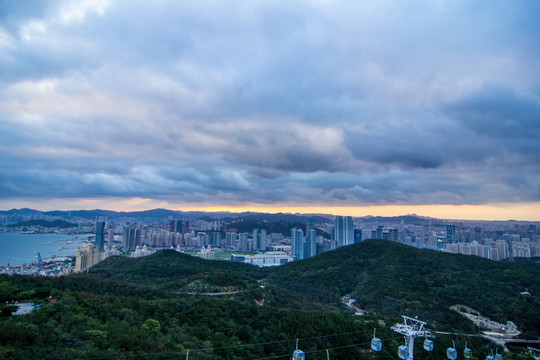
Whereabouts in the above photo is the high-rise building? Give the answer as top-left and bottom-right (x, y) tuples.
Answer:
(210, 232), (221, 247)
(95, 221), (105, 252)
(306, 218), (315, 234)
(389, 229), (399, 242)
(107, 227), (114, 244)
(333, 216), (354, 247)
(446, 225), (456, 245)
(307, 229), (317, 258)
(495, 240), (509, 259)
(182, 221), (190, 234)
(354, 229), (362, 243)
(197, 232), (208, 247)
(291, 228), (304, 260)
(238, 233), (248, 252)
(474, 227), (482, 242)
(436, 236), (446, 250)
(260, 229), (267, 251)
(225, 232), (237, 248)
(252, 229), (260, 250)
(169, 220), (183, 233)
(123, 228), (141, 252)
(75, 243), (108, 271)
(376, 225), (384, 240)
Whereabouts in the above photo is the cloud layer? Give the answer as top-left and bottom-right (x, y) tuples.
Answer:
(1, 0), (540, 207)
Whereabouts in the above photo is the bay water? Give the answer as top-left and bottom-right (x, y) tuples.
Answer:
(0, 232), (92, 266)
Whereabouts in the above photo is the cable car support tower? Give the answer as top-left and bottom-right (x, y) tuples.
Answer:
(392, 316), (433, 360)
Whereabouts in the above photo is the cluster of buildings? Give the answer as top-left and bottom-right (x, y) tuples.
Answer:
(1, 255), (73, 276)
(3, 209), (538, 272)
(73, 216), (540, 271)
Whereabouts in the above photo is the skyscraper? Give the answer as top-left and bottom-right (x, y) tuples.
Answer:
(333, 216), (354, 248)
(238, 233), (248, 251)
(107, 227), (114, 244)
(123, 227), (141, 252)
(376, 225), (384, 240)
(307, 229), (317, 258)
(354, 229), (362, 243)
(306, 218), (315, 234)
(291, 228), (304, 260)
(169, 220), (182, 233)
(95, 221), (105, 252)
(446, 225), (456, 245)
(225, 232), (237, 248)
(260, 229), (267, 251)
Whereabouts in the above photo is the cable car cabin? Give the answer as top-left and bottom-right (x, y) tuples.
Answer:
(423, 339), (434, 352)
(398, 345), (409, 360)
(486, 355), (494, 360)
(447, 347), (458, 360)
(292, 350), (305, 360)
(371, 338), (382, 352)
(495, 354), (503, 360)
(464, 347), (473, 359)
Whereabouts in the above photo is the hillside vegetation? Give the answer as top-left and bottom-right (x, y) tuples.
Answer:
(0, 240), (538, 359)
(268, 240), (540, 336)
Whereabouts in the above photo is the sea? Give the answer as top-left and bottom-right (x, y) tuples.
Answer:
(0, 232), (92, 266)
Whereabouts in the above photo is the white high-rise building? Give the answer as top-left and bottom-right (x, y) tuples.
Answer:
(334, 216), (354, 248)
(496, 240), (509, 259)
(307, 229), (317, 258)
(291, 228), (304, 260)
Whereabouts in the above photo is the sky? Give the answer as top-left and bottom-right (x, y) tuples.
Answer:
(1, 0), (540, 220)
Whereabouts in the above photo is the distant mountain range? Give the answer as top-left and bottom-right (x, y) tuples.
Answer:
(2, 208), (537, 227)
(1, 207), (330, 222)
(0, 207), (471, 224)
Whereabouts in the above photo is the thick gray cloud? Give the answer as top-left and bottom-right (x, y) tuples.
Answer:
(1, 0), (540, 208)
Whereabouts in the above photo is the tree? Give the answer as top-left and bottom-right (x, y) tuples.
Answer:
(141, 318), (161, 333)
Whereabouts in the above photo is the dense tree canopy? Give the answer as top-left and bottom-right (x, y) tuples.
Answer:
(0, 240), (538, 359)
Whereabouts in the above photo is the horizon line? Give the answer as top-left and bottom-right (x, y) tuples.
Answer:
(2, 203), (540, 222)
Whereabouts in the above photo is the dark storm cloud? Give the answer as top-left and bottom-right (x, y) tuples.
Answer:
(441, 83), (540, 143)
(1, 0), (540, 207)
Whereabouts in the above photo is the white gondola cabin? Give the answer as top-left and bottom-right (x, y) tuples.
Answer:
(371, 338), (382, 351)
(447, 347), (458, 360)
(292, 350), (305, 360)
(423, 339), (434, 352)
(398, 345), (409, 360)
(371, 330), (382, 352)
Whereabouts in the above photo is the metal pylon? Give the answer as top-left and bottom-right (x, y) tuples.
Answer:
(391, 316), (433, 360)
(528, 347), (540, 360)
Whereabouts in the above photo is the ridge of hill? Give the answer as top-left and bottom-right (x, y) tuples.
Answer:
(6, 219), (77, 228)
(89, 240), (540, 338)
(89, 249), (264, 284)
(267, 240), (540, 336)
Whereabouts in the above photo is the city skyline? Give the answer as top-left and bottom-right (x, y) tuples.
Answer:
(1, 1), (540, 221)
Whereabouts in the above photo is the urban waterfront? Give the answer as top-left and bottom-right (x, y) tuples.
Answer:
(0, 232), (91, 266)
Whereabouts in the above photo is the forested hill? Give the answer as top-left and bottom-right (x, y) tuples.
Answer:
(1, 240), (539, 359)
(89, 240), (540, 337)
(6, 219), (77, 228)
(267, 240), (540, 336)
(89, 249), (264, 284)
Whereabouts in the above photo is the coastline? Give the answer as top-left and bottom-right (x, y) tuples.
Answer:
(0, 231), (93, 267)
